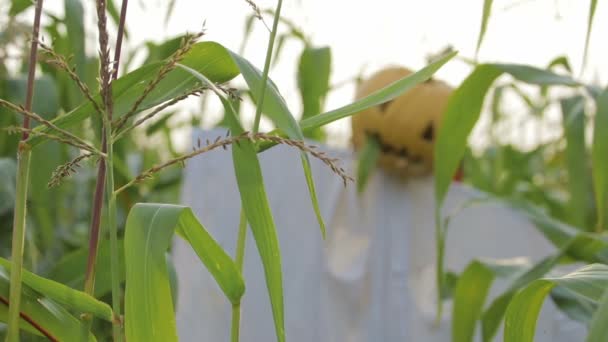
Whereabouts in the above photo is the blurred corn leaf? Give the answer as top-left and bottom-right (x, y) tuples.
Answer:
(433, 65), (579, 309)
(356, 135), (380, 194)
(592, 88), (608, 231)
(124, 203), (244, 342)
(301, 51), (457, 130)
(64, 0), (86, 107)
(256, 50), (457, 153)
(480, 250), (568, 342)
(0, 159), (17, 215)
(475, 0), (493, 59)
(587, 286), (608, 342)
(452, 261), (494, 342)
(435, 63), (579, 209)
(561, 96), (593, 229)
(582, 0), (598, 72)
(451, 248), (565, 342)
(504, 264), (608, 342)
(298, 46), (331, 139)
(550, 285), (596, 324)
(9, 0), (31, 16)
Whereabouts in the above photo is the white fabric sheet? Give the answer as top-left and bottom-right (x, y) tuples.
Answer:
(173, 129), (585, 341)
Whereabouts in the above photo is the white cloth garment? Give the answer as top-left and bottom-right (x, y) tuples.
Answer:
(173, 128), (585, 341)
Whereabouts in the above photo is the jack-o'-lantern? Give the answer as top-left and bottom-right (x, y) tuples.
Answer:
(352, 66), (453, 177)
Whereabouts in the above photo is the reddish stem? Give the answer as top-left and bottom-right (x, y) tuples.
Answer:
(21, 0), (44, 139)
(0, 296), (59, 342)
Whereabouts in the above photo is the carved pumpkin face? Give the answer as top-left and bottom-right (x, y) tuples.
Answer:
(351, 66), (453, 177)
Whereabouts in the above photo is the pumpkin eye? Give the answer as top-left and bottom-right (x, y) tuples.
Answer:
(379, 99), (394, 113)
(422, 122), (434, 142)
(411, 155), (423, 163)
(381, 143), (394, 153)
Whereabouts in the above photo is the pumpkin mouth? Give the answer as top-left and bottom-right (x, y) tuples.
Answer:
(365, 130), (425, 164)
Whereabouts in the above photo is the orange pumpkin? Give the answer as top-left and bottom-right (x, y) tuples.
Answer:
(352, 66), (453, 177)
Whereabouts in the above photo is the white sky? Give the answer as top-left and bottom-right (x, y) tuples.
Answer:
(40, 0), (608, 149)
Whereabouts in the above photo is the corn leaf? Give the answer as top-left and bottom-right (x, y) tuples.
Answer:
(475, 0), (493, 59)
(561, 96), (593, 229)
(124, 203), (244, 342)
(582, 0), (598, 72)
(298, 46), (331, 139)
(356, 135), (381, 194)
(592, 87), (608, 231)
(0, 258), (113, 321)
(228, 51), (327, 238)
(176, 64), (287, 342)
(28, 41), (240, 147)
(587, 286), (608, 342)
(435, 63), (579, 209)
(452, 261), (494, 342)
(0, 267), (98, 341)
(301, 51), (457, 130)
(504, 264), (608, 342)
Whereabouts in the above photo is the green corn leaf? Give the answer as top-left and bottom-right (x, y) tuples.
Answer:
(582, 0), (598, 72)
(561, 96), (593, 229)
(124, 203), (244, 342)
(504, 264), (608, 342)
(480, 251), (567, 342)
(175, 65), (287, 342)
(301, 51), (457, 130)
(475, 0), (493, 59)
(587, 286), (608, 342)
(27, 41), (240, 147)
(64, 0), (86, 107)
(0, 267), (98, 341)
(225, 109), (286, 342)
(509, 200), (608, 263)
(9, 0), (31, 16)
(592, 87), (608, 232)
(452, 261), (494, 342)
(550, 286), (596, 324)
(228, 51), (327, 238)
(356, 135), (381, 194)
(298, 46), (332, 139)
(255, 50), (456, 154)
(435, 63), (579, 210)
(450, 254), (556, 342)
(0, 258), (113, 321)
(298, 46), (332, 140)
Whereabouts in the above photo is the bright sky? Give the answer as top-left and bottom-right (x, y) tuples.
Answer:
(42, 0), (607, 149)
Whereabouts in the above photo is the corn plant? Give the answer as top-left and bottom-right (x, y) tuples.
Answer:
(432, 1), (608, 341)
(0, 0), (454, 341)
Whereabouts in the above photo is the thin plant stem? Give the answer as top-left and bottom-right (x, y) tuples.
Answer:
(231, 209), (248, 342)
(105, 121), (122, 342)
(112, 0), (129, 80)
(433, 207), (445, 327)
(251, 0), (283, 134)
(6, 0), (44, 340)
(6, 145), (32, 342)
(82, 1), (127, 341)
